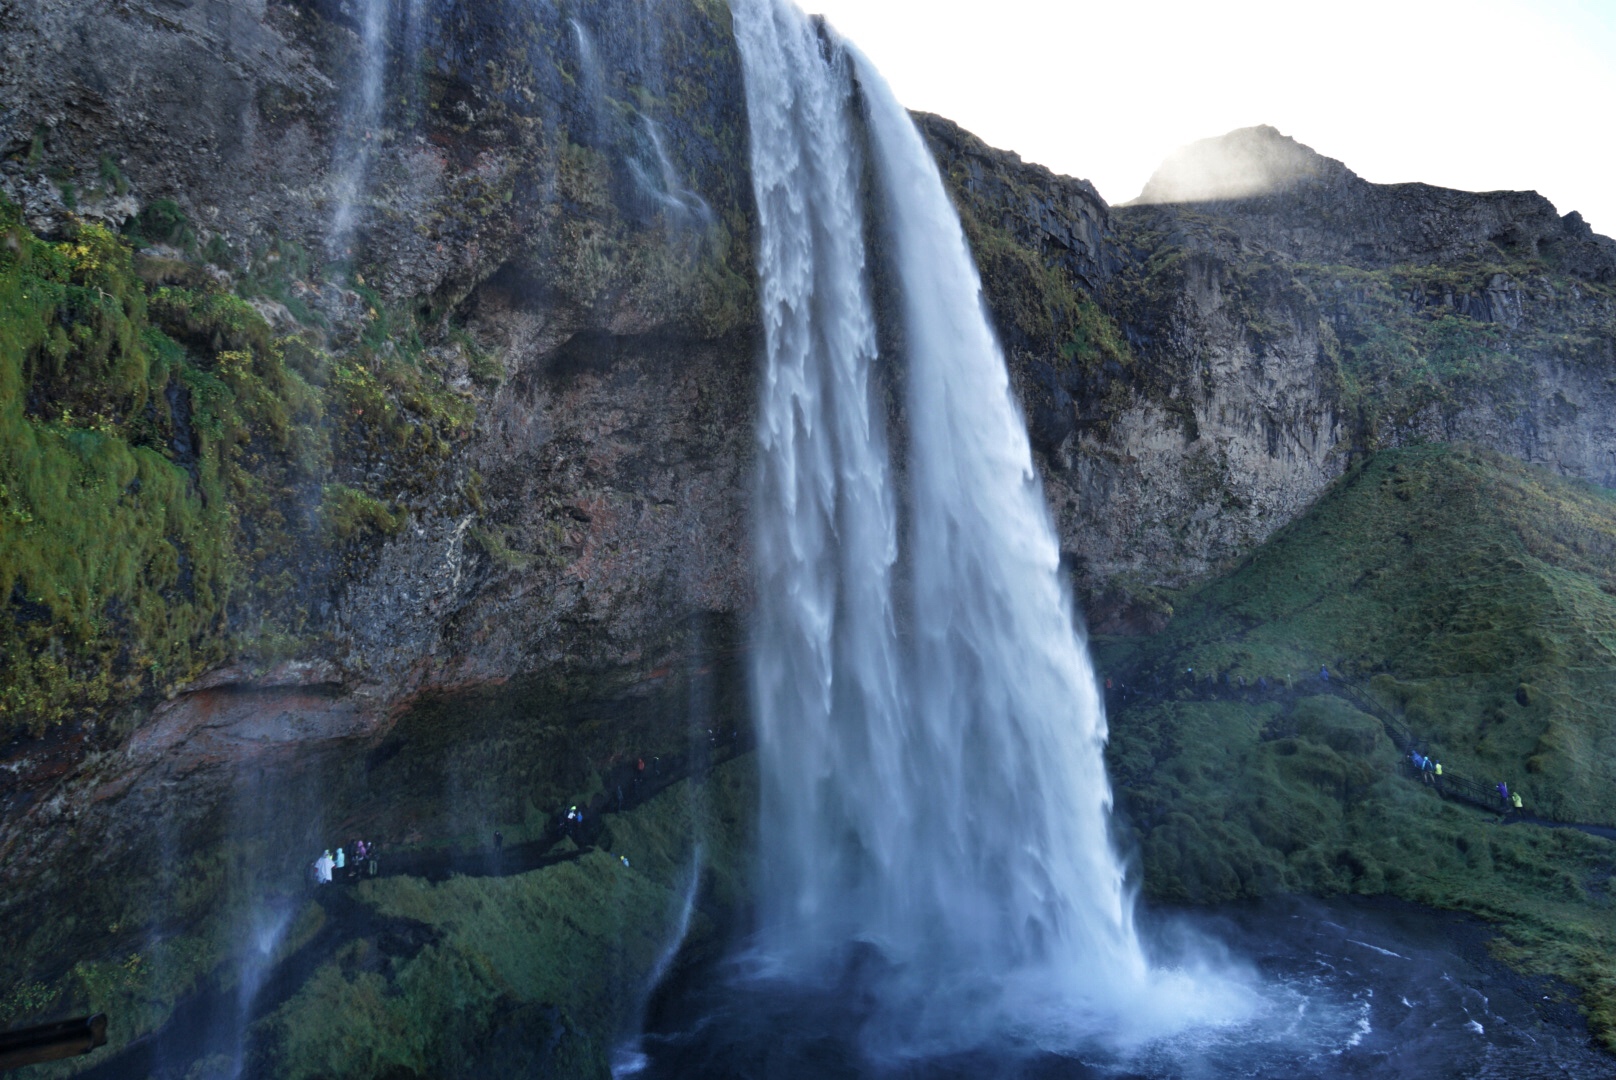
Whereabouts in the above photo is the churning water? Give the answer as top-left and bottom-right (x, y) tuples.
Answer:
(733, 0), (1236, 1058)
(639, 896), (1614, 1078)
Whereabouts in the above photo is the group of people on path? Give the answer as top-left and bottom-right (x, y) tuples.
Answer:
(310, 839), (377, 887)
(1407, 748), (1525, 814)
(1409, 750), (1443, 787)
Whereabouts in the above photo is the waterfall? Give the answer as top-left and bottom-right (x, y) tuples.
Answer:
(327, 0), (390, 260)
(570, 18), (611, 144)
(733, 0), (905, 964)
(733, 0), (1189, 1053)
(612, 846), (704, 1078)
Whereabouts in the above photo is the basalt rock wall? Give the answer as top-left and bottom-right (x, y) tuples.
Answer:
(0, 0), (762, 1044)
(0, 0), (758, 767)
(7, 3), (1612, 800)
(922, 117), (1616, 633)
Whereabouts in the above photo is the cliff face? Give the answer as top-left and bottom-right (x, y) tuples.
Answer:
(926, 118), (1616, 631)
(1136, 125), (1616, 282)
(1, 0), (758, 755)
(1, 1), (762, 1060)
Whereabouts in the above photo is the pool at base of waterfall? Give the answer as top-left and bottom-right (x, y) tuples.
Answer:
(628, 896), (1611, 1079)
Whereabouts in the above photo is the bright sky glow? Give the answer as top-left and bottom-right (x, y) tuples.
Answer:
(809, 0), (1616, 236)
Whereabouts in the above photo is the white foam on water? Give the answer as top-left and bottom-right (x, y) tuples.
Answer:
(1344, 937), (1409, 963)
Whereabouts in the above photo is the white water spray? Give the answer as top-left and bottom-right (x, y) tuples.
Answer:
(327, 0), (390, 259)
(733, 0), (1233, 1053)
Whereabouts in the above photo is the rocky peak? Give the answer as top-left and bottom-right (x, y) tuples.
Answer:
(1133, 124), (1348, 205)
(1128, 126), (1616, 283)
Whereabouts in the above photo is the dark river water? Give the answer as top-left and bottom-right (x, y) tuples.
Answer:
(627, 897), (1612, 1080)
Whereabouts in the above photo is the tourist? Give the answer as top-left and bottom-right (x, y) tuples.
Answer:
(1497, 781), (1510, 806)
(1511, 790), (1523, 813)
(494, 831), (503, 853)
(1319, 665), (1330, 682)
(316, 849), (334, 885)
(335, 846), (346, 880)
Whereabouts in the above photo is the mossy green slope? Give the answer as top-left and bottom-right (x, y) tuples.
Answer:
(1098, 443), (1616, 1048)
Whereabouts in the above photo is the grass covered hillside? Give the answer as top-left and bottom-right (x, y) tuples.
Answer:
(1096, 444), (1616, 1047)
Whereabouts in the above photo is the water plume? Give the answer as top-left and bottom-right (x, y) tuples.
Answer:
(732, 0), (1252, 1056)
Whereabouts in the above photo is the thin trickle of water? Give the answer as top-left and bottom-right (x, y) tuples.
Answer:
(403, 0), (430, 113)
(228, 901), (293, 1078)
(612, 846), (704, 1079)
(327, 0), (391, 260)
(628, 117), (714, 226)
(570, 18), (611, 143)
(733, 0), (1233, 1054)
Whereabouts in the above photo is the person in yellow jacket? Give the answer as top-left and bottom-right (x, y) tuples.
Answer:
(1510, 790), (1523, 812)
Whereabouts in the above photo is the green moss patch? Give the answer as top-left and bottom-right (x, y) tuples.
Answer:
(0, 202), (475, 737)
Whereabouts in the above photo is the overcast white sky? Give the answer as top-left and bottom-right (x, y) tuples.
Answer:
(808, 0), (1616, 236)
